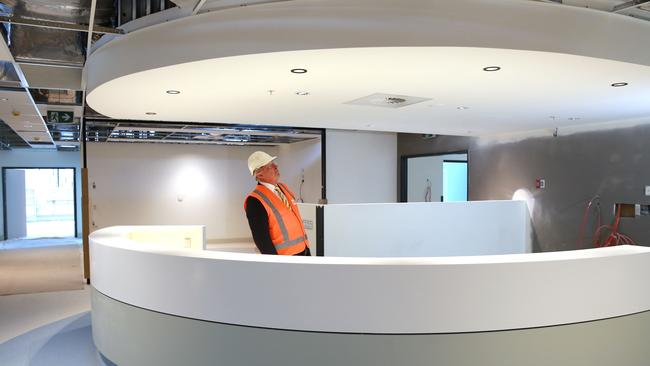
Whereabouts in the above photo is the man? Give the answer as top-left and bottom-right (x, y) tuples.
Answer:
(244, 151), (311, 256)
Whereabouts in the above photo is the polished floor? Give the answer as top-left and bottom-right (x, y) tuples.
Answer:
(0, 287), (99, 366)
(0, 312), (103, 366)
(0, 240), (84, 296)
(0, 237), (81, 250)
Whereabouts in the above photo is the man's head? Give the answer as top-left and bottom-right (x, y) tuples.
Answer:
(248, 151), (280, 185)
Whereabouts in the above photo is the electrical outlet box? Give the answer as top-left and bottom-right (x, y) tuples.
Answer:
(614, 203), (650, 217)
(614, 203), (636, 218)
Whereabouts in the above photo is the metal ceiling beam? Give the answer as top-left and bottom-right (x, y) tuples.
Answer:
(0, 15), (123, 35)
(613, 0), (650, 12)
(193, 0), (209, 14)
(106, 137), (281, 146)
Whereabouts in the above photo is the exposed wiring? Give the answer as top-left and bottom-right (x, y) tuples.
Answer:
(424, 179), (432, 202)
(592, 204), (636, 247)
(577, 195), (601, 249)
(578, 196), (636, 248)
(298, 171), (304, 203)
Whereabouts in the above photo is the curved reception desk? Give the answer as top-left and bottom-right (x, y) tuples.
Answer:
(90, 226), (650, 365)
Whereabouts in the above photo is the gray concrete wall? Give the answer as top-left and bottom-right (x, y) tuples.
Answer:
(398, 125), (650, 252)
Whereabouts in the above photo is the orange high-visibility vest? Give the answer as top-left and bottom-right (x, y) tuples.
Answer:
(245, 183), (310, 255)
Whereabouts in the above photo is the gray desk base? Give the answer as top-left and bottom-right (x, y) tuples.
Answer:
(92, 288), (650, 366)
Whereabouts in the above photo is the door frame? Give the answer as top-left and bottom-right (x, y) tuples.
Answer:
(2, 167), (78, 239)
(399, 150), (469, 203)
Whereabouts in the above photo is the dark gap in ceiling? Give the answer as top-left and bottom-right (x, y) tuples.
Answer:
(0, 119), (29, 149)
(31, 88), (83, 105)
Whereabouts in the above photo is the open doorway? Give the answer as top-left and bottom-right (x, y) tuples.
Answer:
(401, 152), (469, 202)
(3, 168), (77, 239)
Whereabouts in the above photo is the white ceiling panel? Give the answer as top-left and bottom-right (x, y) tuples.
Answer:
(4, 116), (48, 132)
(16, 131), (54, 144)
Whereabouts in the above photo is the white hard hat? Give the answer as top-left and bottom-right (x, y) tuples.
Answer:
(247, 151), (277, 175)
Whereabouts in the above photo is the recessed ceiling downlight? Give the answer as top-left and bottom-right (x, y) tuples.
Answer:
(611, 82), (628, 87)
(295, 91), (310, 96)
(483, 66), (501, 72)
(166, 90), (181, 94)
(291, 68), (307, 74)
(145, 112), (157, 115)
(457, 106), (470, 110)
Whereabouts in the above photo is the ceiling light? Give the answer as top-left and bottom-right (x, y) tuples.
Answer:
(568, 117), (580, 121)
(483, 66), (501, 72)
(24, 124), (33, 128)
(295, 91), (310, 96)
(145, 112), (157, 115)
(0, 98), (8, 101)
(291, 68), (307, 74)
(611, 82), (628, 87)
(457, 106), (469, 110)
(60, 145), (77, 148)
(166, 90), (181, 94)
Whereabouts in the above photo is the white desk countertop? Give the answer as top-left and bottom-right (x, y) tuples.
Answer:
(90, 226), (650, 334)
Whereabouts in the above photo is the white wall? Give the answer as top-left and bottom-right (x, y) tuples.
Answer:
(326, 130), (397, 203)
(277, 139), (322, 203)
(5, 170), (26, 239)
(87, 141), (321, 241)
(0, 149), (82, 240)
(407, 153), (467, 202)
(323, 201), (531, 257)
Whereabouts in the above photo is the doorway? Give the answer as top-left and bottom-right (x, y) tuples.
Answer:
(3, 168), (77, 239)
(400, 152), (468, 202)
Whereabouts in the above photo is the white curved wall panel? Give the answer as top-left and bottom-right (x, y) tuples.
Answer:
(91, 225), (650, 334)
(87, 0), (650, 92)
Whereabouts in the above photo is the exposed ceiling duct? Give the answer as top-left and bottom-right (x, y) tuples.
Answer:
(0, 0), (115, 67)
(10, 26), (87, 67)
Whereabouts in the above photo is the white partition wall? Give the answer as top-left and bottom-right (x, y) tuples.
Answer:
(323, 200), (531, 257)
(326, 130), (397, 204)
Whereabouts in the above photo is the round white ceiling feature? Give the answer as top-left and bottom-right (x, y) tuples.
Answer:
(85, 0), (650, 136)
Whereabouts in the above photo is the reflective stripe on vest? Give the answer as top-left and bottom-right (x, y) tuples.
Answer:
(252, 188), (308, 252)
(275, 235), (309, 250)
(253, 189), (290, 242)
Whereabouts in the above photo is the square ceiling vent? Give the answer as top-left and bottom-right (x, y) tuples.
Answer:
(344, 93), (431, 109)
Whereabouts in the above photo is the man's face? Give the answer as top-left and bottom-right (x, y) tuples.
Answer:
(255, 161), (280, 185)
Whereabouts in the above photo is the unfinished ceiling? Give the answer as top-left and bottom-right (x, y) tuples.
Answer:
(86, 120), (321, 146)
(1, 0), (649, 148)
